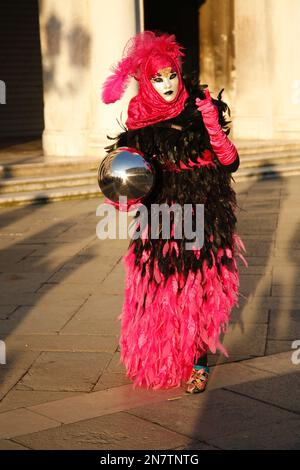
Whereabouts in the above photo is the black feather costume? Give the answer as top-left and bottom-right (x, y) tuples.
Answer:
(105, 76), (247, 390)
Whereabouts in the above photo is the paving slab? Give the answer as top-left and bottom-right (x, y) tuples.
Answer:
(235, 239), (274, 257)
(10, 225), (78, 241)
(241, 199), (280, 211)
(236, 219), (278, 235)
(271, 284), (300, 297)
(206, 354), (253, 366)
(227, 369), (300, 414)
(47, 260), (117, 284)
(16, 351), (112, 392)
(266, 339), (295, 355)
(207, 417), (300, 450)
(5, 334), (119, 354)
(0, 439), (30, 450)
(241, 191), (282, 200)
(0, 247), (36, 264)
(222, 322), (268, 356)
(17, 235), (95, 246)
(244, 296), (300, 309)
(0, 408), (60, 440)
(237, 265), (271, 275)
(1, 256), (69, 274)
(0, 304), (19, 320)
(0, 351), (41, 400)
(26, 384), (184, 425)
(11, 411), (191, 450)
(239, 274), (272, 297)
(0, 390), (82, 414)
(36, 281), (101, 300)
(240, 256), (269, 266)
(274, 236), (300, 248)
(22, 242), (92, 257)
(1, 350), (40, 371)
(268, 309), (300, 340)
(126, 388), (297, 444)
(204, 360), (277, 391)
(61, 293), (122, 335)
(0, 301), (85, 335)
(236, 351), (297, 374)
(272, 266), (300, 284)
(0, 272), (52, 293)
(0, 349), (298, 447)
(93, 351), (131, 391)
(94, 372), (133, 391)
(0, 174), (299, 449)
(0, 291), (86, 309)
(230, 303), (269, 324)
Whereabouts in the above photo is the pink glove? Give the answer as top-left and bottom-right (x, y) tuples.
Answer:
(195, 88), (238, 166)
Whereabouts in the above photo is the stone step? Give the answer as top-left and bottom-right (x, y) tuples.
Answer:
(1, 141), (300, 178)
(240, 148), (300, 168)
(0, 157), (100, 178)
(1, 162), (300, 207)
(1, 143), (300, 176)
(1, 146), (300, 206)
(0, 184), (102, 207)
(234, 161), (300, 182)
(0, 171), (97, 194)
(234, 140), (300, 155)
(2, 151), (298, 192)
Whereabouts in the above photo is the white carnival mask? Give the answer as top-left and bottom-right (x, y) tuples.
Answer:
(150, 67), (179, 102)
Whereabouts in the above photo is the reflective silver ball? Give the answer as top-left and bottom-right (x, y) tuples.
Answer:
(98, 147), (156, 210)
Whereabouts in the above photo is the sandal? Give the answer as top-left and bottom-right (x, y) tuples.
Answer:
(185, 365), (209, 394)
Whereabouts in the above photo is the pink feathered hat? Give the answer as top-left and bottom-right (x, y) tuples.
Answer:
(101, 31), (189, 130)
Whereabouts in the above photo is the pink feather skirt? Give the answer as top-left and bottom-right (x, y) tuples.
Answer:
(117, 231), (248, 390)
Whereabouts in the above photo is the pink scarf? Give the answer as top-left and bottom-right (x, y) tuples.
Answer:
(126, 57), (189, 130)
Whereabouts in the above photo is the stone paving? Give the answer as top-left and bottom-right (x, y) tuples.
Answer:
(0, 174), (300, 449)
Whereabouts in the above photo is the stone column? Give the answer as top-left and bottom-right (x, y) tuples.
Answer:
(88, 0), (141, 157)
(38, 0), (141, 158)
(199, 0), (300, 140)
(269, 0), (300, 139)
(199, 0), (235, 110)
(199, 0), (272, 139)
(38, 0), (92, 157)
(233, 0), (273, 139)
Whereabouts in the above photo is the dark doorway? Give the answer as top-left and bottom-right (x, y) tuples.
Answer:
(0, 0), (44, 141)
(143, 0), (205, 77)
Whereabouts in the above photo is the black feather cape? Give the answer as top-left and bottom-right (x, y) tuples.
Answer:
(105, 77), (240, 304)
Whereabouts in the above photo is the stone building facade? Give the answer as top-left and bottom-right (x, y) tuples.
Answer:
(1, 0), (299, 158)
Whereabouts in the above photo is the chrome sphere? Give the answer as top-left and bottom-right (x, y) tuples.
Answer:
(98, 147), (156, 210)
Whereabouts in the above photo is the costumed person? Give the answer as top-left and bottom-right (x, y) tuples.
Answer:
(101, 31), (248, 393)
